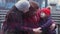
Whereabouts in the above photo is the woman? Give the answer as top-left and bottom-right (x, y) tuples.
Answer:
(3, 0), (32, 34)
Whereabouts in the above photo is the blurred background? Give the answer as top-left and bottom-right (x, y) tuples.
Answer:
(0, 0), (60, 34)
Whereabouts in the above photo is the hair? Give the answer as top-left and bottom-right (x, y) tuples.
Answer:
(29, 1), (39, 11)
(23, 1), (39, 18)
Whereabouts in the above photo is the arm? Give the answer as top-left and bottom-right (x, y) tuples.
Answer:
(40, 17), (54, 29)
(40, 16), (56, 31)
(49, 21), (56, 30)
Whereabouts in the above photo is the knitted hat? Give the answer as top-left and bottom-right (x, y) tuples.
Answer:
(15, 0), (30, 11)
(41, 8), (51, 17)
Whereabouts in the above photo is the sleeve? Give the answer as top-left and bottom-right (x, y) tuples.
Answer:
(40, 17), (56, 34)
(40, 17), (54, 29)
(3, 12), (33, 32)
(49, 20), (57, 30)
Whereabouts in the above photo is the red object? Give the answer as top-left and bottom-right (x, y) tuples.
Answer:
(41, 8), (51, 16)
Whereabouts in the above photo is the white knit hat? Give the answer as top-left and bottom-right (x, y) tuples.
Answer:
(15, 0), (30, 11)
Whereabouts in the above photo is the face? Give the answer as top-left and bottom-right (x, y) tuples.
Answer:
(40, 12), (46, 18)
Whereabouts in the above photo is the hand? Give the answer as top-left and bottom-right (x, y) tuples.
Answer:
(33, 27), (42, 33)
(50, 23), (56, 30)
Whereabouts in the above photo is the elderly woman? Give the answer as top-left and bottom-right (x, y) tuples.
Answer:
(3, 0), (56, 34)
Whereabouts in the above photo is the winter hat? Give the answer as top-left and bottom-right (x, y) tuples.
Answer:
(41, 8), (51, 17)
(15, 0), (30, 11)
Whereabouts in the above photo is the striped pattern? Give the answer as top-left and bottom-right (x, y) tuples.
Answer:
(0, 10), (9, 29)
(51, 10), (60, 24)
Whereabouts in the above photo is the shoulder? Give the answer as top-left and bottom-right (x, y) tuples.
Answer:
(6, 11), (16, 18)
